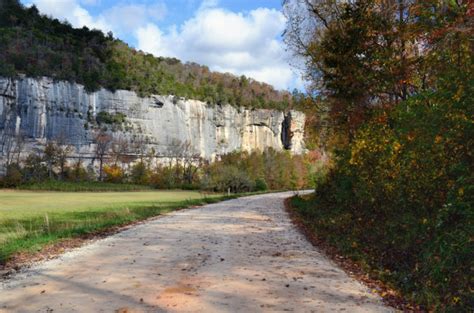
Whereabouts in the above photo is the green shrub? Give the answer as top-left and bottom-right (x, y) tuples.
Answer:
(254, 178), (268, 191)
(96, 111), (126, 125)
(66, 160), (90, 182)
(213, 165), (255, 193)
(149, 167), (175, 189)
(22, 153), (48, 182)
(130, 161), (150, 185)
(3, 163), (23, 187)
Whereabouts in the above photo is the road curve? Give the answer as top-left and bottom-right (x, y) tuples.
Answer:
(1, 192), (392, 313)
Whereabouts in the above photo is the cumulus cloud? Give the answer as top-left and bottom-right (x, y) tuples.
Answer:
(136, 6), (299, 90)
(102, 3), (167, 36)
(28, 0), (109, 30)
(135, 23), (171, 58)
(27, 0), (167, 37)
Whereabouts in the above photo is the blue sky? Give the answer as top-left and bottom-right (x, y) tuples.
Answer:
(21, 0), (303, 91)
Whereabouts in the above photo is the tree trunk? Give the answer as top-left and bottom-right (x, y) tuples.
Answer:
(99, 158), (103, 181)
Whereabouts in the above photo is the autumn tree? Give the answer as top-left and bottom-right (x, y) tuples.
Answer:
(179, 141), (202, 185)
(283, 1), (473, 310)
(94, 130), (112, 181)
(43, 140), (58, 179)
(283, 0), (423, 137)
(110, 135), (132, 169)
(69, 158), (89, 182)
(54, 135), (75, 180)
(0, 115), (26, 170)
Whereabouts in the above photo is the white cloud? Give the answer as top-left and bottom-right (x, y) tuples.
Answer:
(102, 3), (167, 36)
(28, 0), (109, 31)
(28, 0), (167, 37)
(136, 6), (299, 90)
(135, 23), (171, 58)
(80, 0), (100, 5)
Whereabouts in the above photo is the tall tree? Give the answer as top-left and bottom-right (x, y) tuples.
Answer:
(283, 0), (423, 137)
(94, 130), (112, 181)
(55, 136), (75, 180)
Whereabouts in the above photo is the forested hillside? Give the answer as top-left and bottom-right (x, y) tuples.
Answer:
(285, 0), (472, 311)
(0, 0), (292, 109)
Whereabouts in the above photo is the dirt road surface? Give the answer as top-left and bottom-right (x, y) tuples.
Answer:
(1, 192), (393, 312)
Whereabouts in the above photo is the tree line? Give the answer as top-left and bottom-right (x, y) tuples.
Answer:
(0, 129), (317, 192)
(284, 0), (472, 310)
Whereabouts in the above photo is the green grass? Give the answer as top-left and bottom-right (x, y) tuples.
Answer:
(0, 190), (227, 264)
(0, 190), (212, 218)
(17, 180), (153, 192)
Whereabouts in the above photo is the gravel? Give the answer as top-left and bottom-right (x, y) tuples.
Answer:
(0, 192), (393, 313)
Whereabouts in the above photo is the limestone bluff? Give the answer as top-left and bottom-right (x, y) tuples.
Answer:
(0, 76), (305, 163)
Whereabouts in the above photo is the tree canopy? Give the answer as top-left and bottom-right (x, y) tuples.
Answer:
(284, 0), (473, 136)
(284, 0), (473, 310)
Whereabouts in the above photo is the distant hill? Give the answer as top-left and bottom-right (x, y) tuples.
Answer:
(0, 0), (293, 109)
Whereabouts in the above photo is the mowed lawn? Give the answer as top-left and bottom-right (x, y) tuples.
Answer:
(0, 190), (222, 264)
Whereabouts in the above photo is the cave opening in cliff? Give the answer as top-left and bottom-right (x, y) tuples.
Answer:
(281, 113), (292, 150)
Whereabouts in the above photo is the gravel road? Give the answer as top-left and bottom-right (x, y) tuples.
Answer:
(0, 192), (393, 312)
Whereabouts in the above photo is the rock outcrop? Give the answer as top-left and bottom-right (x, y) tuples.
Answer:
(0, 76), (305, 161)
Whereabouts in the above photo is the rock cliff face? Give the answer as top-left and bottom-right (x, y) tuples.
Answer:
(0, 76), (305, 161)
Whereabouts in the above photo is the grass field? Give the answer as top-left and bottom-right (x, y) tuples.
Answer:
(17, 181), (154, 192)
(0, 190), (212, 218)
(0, 190), (225, 264)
